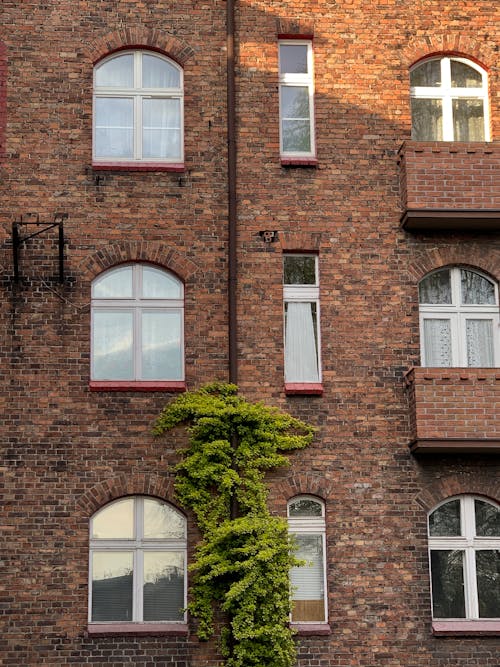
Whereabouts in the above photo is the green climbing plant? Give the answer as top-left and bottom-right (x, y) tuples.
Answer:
(153, 383), (313, 667)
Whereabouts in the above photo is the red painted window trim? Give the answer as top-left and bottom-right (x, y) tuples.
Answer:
(87, 622), (188, 636)
(92, 161), (185, 172)
(285, 382), (323, 395)
(290, 622), (331, 636)
(432, 620), (500, 636)
(281, 158), (318, 167)
(89, 380), (186, 392)
(278, 34), (314, 40)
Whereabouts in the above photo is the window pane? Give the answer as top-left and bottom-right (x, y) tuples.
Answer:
(466, 319), (494, 367)
(281, 86), (310, 119)
(429, 500), (461, 537)
(142, 98), (181, 159)
(290, 534), (325, 622)
(476, 551), (500, 618)
(92, 498), (135, 539)
(411, 98), (443, 141)
(142, 266), (182, 299)
(95, 54), (134, 88)
(410, 60), (441, 87)
(279, 44), (308, 74)
(453, 98), (485, 141)
(282, 120), (311, 153)
(142, 54), (180, 88)
(95, 98), (134, 158)
(92, 266), (133, 298)
(289, 498), (323, 518)
(475, 500), (500, 537)
(419, 270), (451, 304)
(430, 550), (466, 618)
(92, 310), (134, 380)
(451, 61), (482, 88)
(419, 270), (452, 304)
(144, 499), (185, 539)
(141, 311), (182, 380)
(423, 319), (452, 367)
(460, 270), (496, 305)
(143, 552), (185, 621)
(285, 302), (319, 382)
(92, 552), (133, 621)
(284, 255), (316, 285)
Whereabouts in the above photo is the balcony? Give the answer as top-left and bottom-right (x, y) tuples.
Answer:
(405, 367), (500, 454)
(398, 142), (500, 232)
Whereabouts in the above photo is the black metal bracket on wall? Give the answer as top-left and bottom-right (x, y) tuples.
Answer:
(12, 213), (67, 283)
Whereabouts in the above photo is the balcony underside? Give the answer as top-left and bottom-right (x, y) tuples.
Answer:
(401, 209), (500, 232)
(410, 438), (500, 454)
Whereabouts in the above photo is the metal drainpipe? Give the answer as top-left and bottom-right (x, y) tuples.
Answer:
(227, 0), (238, 385)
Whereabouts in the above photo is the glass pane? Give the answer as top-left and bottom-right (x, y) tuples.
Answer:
(92, 498), (135, 539)
(284, 302), (319, 382)
(290, 534), (325, 622)
(410, 60), (441, 87)
(419, 270), (452, 304)
(476, 551), (500, 618)
(142, 54), (180, 88)
(430, 550), (466, 618)
(95, 54), (134, 88)
(92, 310), (134, 380)
(451, 61), (482, 88)
(92, 266), (133, 298)
(95, 98), (134, 158)
(429, 500), (461, 537)
(284, 255), (316, 285)
(141, 311), (182, 380)
(142, 266), (182, 299)
(289, 498), (323, 517)
(475, 500), (500, 537)
(281, 86), (310, 119)
(144, 499), (185, 539)
(453, 98), (485, 141)
(466, 320), (494, 367)
(142, 99), (181, 159)
(92, 552), (133, 621)
(279, 44), (308, 74)
(411, 98), (443, 141)
(143, 552), (184, 621)
(282, 120), (311, 153)
(461, 270), (496, 305)
(423, 319), (452, 367)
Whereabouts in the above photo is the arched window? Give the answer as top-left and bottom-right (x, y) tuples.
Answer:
(419, 267), (499, 367)
(287, 496), (327, 623)
(410, 56), (489, 141)
(428, 496), (500, 621)
(89, 496), (187, 624)
(91, 263), (184, 383)
(93, 50), (183, 164)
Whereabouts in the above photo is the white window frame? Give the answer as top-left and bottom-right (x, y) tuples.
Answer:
(410, 56), (490, 141)
(428, 495), (500, 621)
(283, 254), (322, 383)
(93, 50), (184, 163)
(419, 267), (499, 367)
(91, 263), (185, 381)
(279, 40), (316, 158)
(287, 496), (328, 624)
(89, 496), (187, 624)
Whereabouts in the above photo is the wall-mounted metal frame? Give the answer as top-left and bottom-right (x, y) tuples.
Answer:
(12, 213), (67, 283)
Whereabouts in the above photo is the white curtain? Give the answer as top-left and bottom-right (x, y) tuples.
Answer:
(285, 302), (319, 382)
(423, 318), (452, 367)
(466, 320), (494, 367)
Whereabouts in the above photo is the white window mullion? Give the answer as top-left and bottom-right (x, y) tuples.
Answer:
(135, 549), (144, 622)
(466, 547), (479, 619)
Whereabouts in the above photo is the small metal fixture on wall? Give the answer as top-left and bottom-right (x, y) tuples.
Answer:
(12, 212), (67, 283)
(259, 230), (278, 243)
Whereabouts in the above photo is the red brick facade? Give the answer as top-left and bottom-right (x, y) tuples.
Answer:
(1, 0), (499, 665)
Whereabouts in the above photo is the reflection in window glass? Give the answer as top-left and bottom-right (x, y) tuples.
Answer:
(429, 499), (461, 537)
(288, 498), (323, 517)
(92, 552), (133, 621)
(475, 500), (500, 537)
(431, 550), (466, 618)
(92, 498), (135, 539)
(144, 498), (185, 539)
(476, 550), (500, 618)
(143, 552), (185, 621)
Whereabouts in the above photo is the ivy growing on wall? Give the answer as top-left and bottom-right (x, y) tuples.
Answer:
(153, 383), (313, 667)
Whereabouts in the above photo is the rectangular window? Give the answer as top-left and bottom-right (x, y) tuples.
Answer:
(283, 254), (321, 388)
(279, 41), (315, 159)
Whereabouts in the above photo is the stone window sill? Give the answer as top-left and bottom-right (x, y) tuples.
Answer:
(285, 382), (323, 395)
(92, 161), (185, 172)
(291, 622), (331, 636)
(432, 620), (500, 636)
(281, 158), (318, 167)
(89, 380), (186, 392)
(87, 622), (188, 637)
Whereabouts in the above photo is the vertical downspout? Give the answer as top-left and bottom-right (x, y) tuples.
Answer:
(227, 0), (238, 385)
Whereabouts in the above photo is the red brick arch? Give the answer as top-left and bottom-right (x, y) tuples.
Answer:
(269, 473), (333, 515)
(401, 34), (495, 70)
(415, 475), (500, 514)
(405, 245), (500, 285)
(83, 27), (195, 67)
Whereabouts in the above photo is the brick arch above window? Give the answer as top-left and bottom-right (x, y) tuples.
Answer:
(414, 475), (500, 514)
(84, 27), (195, 67)
(278, 231), (322, 252)
(269, 473), (332, 514)
(76, 473), (175, 519)
(80, 241), (202, 286)
(405, 245), (500, 285)
(401, 34), (494, 71)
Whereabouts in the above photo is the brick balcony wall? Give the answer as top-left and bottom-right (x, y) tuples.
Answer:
(398, 141), (500, 211)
